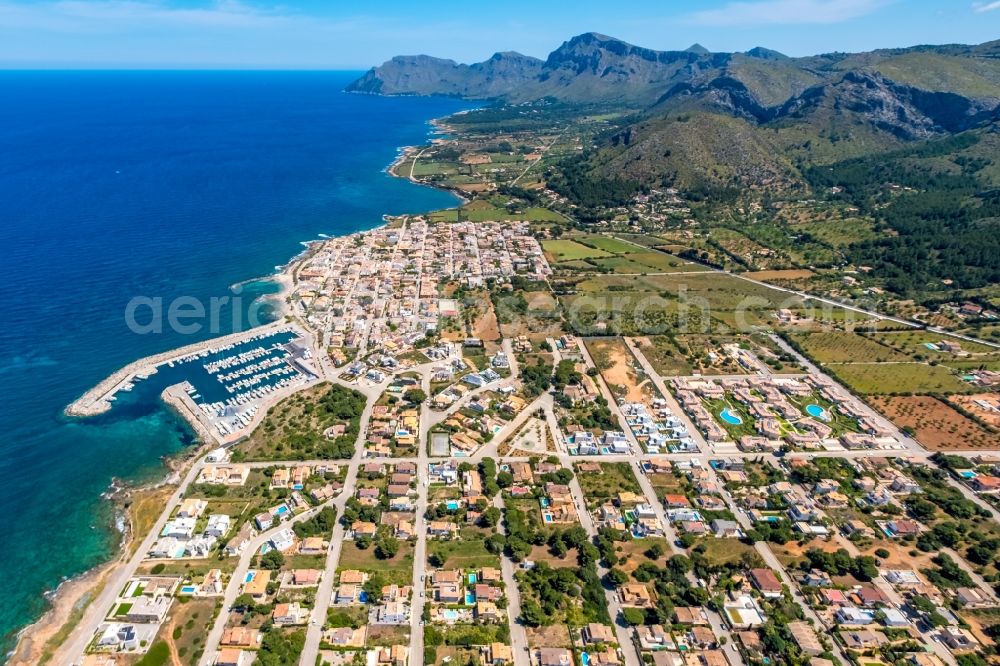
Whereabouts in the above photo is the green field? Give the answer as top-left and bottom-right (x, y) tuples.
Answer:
(794, 331), (910, 364)
(827, 362), (978, 395)
(543, 239), (611, 261)
(871, 330), (998, 357)
(577, 235), (640, 254)
(427, 538), (500, 570)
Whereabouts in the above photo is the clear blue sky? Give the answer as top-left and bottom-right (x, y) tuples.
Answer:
(0, 0), (998, 69)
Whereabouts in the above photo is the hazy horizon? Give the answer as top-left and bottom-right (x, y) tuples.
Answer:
(0, 0), (997, 69)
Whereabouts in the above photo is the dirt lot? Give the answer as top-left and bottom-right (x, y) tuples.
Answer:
(585, 337), (649, 402)
(744, 269), (816, 281)
(950, 394), (1000, 429)
(526, 624), (572, 649)
(871, 396), (1000, 450)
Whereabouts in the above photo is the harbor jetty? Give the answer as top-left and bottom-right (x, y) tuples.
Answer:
(65, 321), (289, 417)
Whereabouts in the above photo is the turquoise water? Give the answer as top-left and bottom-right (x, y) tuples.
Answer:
(805, 404), (830, 420)
(0, 71), (469, 657)
(720, 408), (743, 425)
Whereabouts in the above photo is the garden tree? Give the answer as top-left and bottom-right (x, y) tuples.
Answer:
(667, 554), (692, 575)
(622, 607), (647, 626)
(966, 541), (998, 566)
(233, 594), (257, 614)
(404, 388), (427, 404)
(645, 543), (665, 560)
(485, 533), (506, 554)
(606, 568), (629, 587)
(923, 553), (973, 588)
(362, 572), (387, 602)
(260, 549), (285, 570)
(479, 507), (501, 528)
(257, 629), (306, 666)
(293, 506), (337, 539)
(905, 497), (938, 522)
(496, 471), (514, 488)
(519, 598), (546, 627)
(428, 551), (446, 568)
(375, 534), (400, 559)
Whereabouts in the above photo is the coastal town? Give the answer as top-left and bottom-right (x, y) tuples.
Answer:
(37, 196), (999, 666)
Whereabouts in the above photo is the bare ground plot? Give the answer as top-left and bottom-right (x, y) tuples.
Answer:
(632, 336), (694, 377)
(949, 394), (1000, 429)
(744, 269), (816, 281)
(526, 624), (572, 649)
(584, 337), (650, 402)
(871, 396), (1000, 450)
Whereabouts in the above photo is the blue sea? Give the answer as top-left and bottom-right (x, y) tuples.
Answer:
(0, 71), (469, 658)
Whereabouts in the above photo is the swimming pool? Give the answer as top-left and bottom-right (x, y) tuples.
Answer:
(244, 572), (256, 584)
(719, 408), (743, 425)
(581, 653), (590, 666)
(465, 592), (475, 605)
(925, 342), (941, 351)
(539, 498), (551, 508)
(960, 470), (978, 479)
(442, 609), (461, 621)
(467, 572), (478, 585)
(180, 585), (197, 595)
(543, 512), (553, 523)
(446, 500), (460, 511)
(274, 505), (289, 516)
(359, 591), (369, 603)
(805, 404), (830, 421)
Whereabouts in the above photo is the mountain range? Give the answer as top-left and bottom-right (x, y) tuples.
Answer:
(348, 33), (1000, 190)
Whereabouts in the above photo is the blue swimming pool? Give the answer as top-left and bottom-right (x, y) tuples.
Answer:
(581, 653), (591, 666)
(960, 470), (978, 479)
(720, 408), (743, 425)
(805, 404), (830, 421)
(925, 342), (941, 351)
(539, 498), (550, 508)
(244, 572), (255, 583)
(467, 573), (478, 584)
(274, 505), (289, 516)
(446, 500), (460, 511)
(465, 592), (475, 605)
(359, 591), (369, 603)
(543, 513), (553, 523)
(180, 585), (196, 594)
(442, 609), (460, 621)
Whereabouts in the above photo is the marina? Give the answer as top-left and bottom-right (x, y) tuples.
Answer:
(66, 324), (322, 444)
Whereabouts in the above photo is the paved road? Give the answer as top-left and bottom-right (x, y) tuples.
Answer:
(298, 388), (382, 666)
(408, 369), (433, 666)
(494, 493), (531, 666)
(559, 454), (644, 666)
(61, 456), (209, 665)
(630, 461), (742, 665)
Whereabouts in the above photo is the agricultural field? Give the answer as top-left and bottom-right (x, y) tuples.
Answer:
(870, 330), (998, 358)
(542, 239), (611, 262)
(828, 362), (979, 395)
(792, 331), (910, 364)
(871, 396), (1000, 450)
(545, 233), (706, 275)
(949, 394), (1000, 429)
